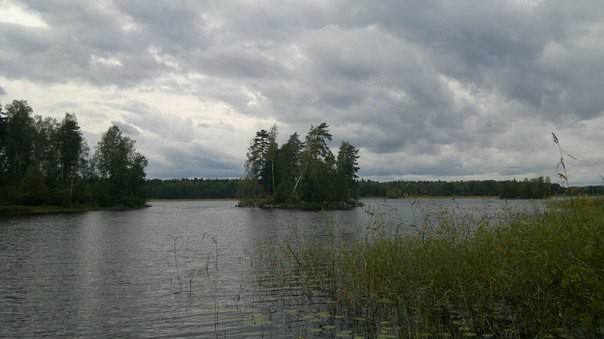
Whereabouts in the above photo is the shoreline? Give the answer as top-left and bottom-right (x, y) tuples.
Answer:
(0, 204), (149, 218)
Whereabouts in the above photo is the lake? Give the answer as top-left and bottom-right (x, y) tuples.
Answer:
(0, 198), (543, 338)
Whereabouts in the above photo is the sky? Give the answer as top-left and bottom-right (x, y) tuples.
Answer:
(1, 0), (603, 185)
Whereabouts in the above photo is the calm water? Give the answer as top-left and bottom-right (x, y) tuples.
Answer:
(0, 198), (542, 338)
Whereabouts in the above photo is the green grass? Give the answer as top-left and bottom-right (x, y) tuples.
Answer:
(272, 197), (604, 337)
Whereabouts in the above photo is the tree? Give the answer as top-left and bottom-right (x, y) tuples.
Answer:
(335, 141), (360, 200)
(19, 164), (48, 205)
(267, 124), (279, 195)
(304, 122), (333, 163)
(243, 125), (280, 199)
(58, 113), (85, 202)
(0, 100), (5, 138)
(297, 122), (335, 202)
(244, 129), (271, 196)
(31, 115), (60, 187)
(274, 132), (303, 202)
(0, 100), (7, 185)
(93, 125), (148, 206)
(4, 100), (35, 185)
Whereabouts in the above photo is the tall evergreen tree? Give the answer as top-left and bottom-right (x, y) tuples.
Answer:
(304, 122), (333, 163)
(0, 101), (7, 186)
(244, 129), (271, 196)
(58, 113), (85, 202)
(336, 141), (360, 200)
(275, 132), (303, 202)
(298, 122), (335, 202)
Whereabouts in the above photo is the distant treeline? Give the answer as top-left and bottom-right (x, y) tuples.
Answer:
(359, 177), (562, 199)
(146, 176), (604, 200)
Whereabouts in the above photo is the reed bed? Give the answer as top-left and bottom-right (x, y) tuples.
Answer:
(273, 197), (604, 337)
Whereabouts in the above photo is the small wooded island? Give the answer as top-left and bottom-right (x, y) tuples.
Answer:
(237, 122), (362, 210)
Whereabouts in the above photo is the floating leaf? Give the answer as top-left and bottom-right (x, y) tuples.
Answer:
(317, 311), (331, 318)
(336, 330), (353, 337)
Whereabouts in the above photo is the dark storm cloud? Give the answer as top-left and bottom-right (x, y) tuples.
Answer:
(1, 0), (603, 183)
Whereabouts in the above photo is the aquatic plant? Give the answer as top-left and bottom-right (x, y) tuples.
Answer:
(167, 234), (183, 293)
(268, 197), (604, 337)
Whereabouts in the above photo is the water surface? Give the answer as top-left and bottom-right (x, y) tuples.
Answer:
(0, 198), (542, 337)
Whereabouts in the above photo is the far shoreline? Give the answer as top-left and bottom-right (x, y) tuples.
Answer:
(0, 204), (149, 218)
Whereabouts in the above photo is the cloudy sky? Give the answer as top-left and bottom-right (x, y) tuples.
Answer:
(1, 0), (603, 185)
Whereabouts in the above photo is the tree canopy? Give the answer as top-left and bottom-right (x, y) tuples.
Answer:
(239, 122), (361, 209)
(0, 99), (148, 208)
(92, 125), (148, 206)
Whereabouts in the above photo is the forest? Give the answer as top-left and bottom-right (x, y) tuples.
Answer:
(359, 177), (564, 199)
(145, 176), (574, 200)
(0, 99), (148, 210)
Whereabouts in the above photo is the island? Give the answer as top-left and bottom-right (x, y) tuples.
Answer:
(237, 122), (362, 210)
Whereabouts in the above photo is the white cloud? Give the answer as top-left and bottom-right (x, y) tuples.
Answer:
(147, 47), (180, 70)
(0, 0), (48, 29)
(90, 55), (123, 68)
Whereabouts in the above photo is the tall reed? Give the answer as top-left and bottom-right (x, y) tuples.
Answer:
(273, 197), (604, 337)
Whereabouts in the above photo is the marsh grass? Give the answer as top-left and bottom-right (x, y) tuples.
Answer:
(270, 197), (604, 337)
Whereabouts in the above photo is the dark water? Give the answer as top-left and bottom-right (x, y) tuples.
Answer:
(0, 198), (541, 338)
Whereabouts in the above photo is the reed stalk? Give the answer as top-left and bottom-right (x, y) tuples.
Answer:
(270, 197), (604, 337)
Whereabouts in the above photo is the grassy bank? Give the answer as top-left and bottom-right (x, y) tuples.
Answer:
(274, 197), (604, 337)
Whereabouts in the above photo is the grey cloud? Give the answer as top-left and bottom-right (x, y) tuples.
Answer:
(115, 1), (206, 42)
(1, 2), (164, 85)
(192, 45), (289, 79)
(2, 0), (603, 184)
(146, 141), (241, 179)
(111, 120), (140, 136)
(110, 101), (196, 143)
(337, 0), (604, 121)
